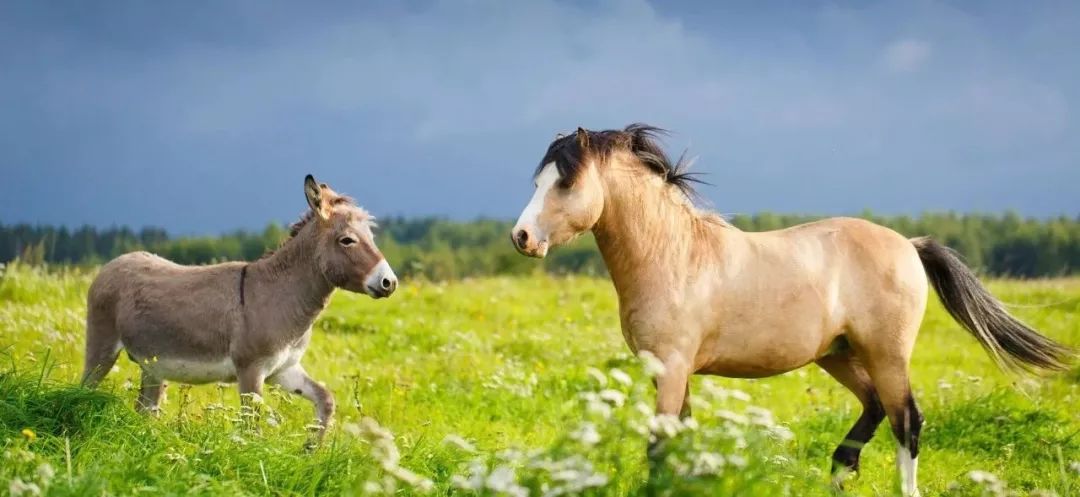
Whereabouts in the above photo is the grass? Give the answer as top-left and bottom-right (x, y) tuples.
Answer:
(1, 261), (1078, 496)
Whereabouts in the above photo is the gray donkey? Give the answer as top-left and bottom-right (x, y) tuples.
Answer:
(81, 175), (397, 441)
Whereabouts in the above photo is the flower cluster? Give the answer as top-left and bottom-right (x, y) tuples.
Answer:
(345, 417), (435, 494)
(3, 430), (55, 497)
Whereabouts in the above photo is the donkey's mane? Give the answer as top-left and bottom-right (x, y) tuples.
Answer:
(535, 123), (708, 199)
(287, 195), (360, 238)
(252, 195), (365, 263)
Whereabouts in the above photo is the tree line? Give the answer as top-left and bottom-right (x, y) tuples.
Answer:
(2, 212), (1078, 279)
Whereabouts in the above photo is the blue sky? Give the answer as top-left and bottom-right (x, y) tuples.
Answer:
(2, 0), (1077, 233)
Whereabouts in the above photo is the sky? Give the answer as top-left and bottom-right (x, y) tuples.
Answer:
(1, 0), (1078, 234)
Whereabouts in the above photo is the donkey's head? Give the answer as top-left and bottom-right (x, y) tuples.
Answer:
(511, 128), (605, 258)
(302, 175), (397, 298)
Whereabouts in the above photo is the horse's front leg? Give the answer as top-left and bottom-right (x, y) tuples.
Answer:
(646, 351), (692, 459)
(269, 364), (335, 449)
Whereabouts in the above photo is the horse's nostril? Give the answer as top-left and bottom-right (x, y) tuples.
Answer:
(516, 229), (528, 247)
(381, 277), (392, 290)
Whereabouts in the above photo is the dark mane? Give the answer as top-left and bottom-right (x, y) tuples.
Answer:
(535, 123), (707, 199)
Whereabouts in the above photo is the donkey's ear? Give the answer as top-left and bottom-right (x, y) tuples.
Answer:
(303, 175), (330, 220)
(575, 127), (590, 149)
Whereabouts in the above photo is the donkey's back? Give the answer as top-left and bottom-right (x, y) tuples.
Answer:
(82, 251), (246, 387)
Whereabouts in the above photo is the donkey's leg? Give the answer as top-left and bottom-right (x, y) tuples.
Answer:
(136, 369), (166, 415)
(864, 356), (923, 497)
(236, 366), (266, 429)
(269, 364), (335, 446)
(816, 353), (886, 486)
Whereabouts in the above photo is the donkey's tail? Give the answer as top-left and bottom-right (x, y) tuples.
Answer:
(911, 236), (1074, 373)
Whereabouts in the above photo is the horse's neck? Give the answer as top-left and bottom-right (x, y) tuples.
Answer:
(592, 174), (706, 300)
(248, 231), (334, 330)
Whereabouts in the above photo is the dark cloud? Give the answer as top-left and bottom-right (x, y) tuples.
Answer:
(1, 0), (1077, 233)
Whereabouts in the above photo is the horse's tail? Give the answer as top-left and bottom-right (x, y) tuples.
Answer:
(911, 236), (1074, 373)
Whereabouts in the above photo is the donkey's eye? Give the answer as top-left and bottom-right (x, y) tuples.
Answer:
(338, 236), (358, 247)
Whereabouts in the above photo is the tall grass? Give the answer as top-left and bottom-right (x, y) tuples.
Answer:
(1, 264), (1078, 496)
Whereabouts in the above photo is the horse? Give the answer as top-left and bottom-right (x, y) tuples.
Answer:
(510, 124), (1073, 496)
(81, 175), (397, 443)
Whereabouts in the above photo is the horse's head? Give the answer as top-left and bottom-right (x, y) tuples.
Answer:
(302, 175), (397, 298)
(511, 128), (605, 258)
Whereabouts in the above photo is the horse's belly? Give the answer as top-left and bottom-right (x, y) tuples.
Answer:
(696, 358), (807, 378)
(695, 329), (823, 378)
(136, 356), (237, 384)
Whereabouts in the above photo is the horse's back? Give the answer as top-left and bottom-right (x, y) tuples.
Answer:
(790, 217), (929, 339)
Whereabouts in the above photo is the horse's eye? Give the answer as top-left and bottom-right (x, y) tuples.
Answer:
(339, 236), (357, 247)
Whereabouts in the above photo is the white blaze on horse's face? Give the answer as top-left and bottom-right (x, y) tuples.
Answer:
(512, 161), (604, 258)
(512, 162), (560, 257)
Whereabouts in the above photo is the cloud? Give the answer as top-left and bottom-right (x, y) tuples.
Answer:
(1, 0), (1078, 231)
(881, 38), (932, 73)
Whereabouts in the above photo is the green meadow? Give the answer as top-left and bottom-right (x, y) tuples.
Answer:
(1, 262), (1078, 496)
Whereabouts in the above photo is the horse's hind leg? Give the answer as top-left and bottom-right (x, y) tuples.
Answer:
(863, 349), (923, 497)
(815, 353), (886, 486)
(81, 306), (122, 388)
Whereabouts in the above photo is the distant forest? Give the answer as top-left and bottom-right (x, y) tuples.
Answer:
(2, 212), (1078, 279)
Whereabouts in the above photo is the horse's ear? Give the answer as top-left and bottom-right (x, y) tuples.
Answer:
(304, 174), (331, 220)
(576, 127), (590, 149)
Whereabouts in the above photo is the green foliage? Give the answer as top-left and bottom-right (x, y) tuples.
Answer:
(3, 211), (1079, 278)
(1, 265), (1078, 495)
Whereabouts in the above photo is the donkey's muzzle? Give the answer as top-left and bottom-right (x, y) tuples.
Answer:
(364, 259), (398, 298)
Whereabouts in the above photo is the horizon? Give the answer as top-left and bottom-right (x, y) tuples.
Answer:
(2, 1), (1078, 234)
(2, 209), (1077, 239)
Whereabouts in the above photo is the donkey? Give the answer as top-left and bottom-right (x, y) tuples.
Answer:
(510, 124), (1074, 496)
(82, 175), (397, 442)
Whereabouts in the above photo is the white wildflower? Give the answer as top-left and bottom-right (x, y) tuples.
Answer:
(691, 452), (726, 476)
(585, 367), (608, 387)
(8, 478), (41, 497)
(609, 368), (633, 386)
(35, 463), (54, 483)
(387, 466), (434, 493)
(968, 470), (998, 484)
(569, 423), (601, 446)
(361, 480), (382, 494)
(715, 409), (749, 425)
(649, 414), (685, 439)
(769, 424), (795, 441)
(164, 449), (187, 463)
(551, 469), (582, 482)
(579, 392), (613, 419)
(598, 389), (626, 407)
(486, 466), (528, 497)
(442, 434), (476, 453)
(637, 351), (667, 377)
(728, 389), (751, 402)
(451, 459), (487, 491)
